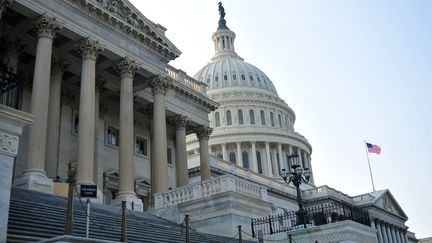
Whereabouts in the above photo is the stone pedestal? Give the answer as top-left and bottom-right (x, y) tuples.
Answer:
(0, 105), (33, 243)
(112, 194), (144, 212)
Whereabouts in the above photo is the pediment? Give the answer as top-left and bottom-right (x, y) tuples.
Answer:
(373, 190), (407, 219)
(82, 0), (181, 60)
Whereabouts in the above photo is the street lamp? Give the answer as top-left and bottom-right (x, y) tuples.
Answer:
(280, 154), (312, 228)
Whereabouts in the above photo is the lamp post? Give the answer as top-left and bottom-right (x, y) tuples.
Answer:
(280, 154), (312, 228)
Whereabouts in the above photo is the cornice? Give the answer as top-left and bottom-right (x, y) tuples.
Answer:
(170, 81), (219, 112)
(60, 0), (180, 61)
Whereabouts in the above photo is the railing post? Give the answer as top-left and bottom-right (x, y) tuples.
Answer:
(238, 225), (242, 243)
(251, 219), (255, 238)
(121, 201), (127, 242)
(86, 199), (90, 238)
(65, 165), (76, 235)
(268, 216), (273, 235)
(185, 214), (190, 243)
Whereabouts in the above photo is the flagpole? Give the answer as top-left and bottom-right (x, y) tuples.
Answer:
(364, 140), (376, 192)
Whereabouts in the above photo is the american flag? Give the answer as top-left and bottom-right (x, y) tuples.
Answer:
(366, 142), (381, 155)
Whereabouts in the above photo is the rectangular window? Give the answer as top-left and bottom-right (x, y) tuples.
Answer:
(167, 148), (173, 164)
(135, 136), (148, 157)
(106, 125), (119, 147)
(72, 110), (79, 135)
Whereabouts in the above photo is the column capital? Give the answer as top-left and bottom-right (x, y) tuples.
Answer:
(169, 114), (190, 129)
(0, 0), (13, 19)
(116, 57), (140, 77)
(148, 75), (172, 95)
(195, 125), (213, 140)
(76, 38), (104, 60)
(51, 56), (68, 76)
(33, 13), (62, 39)
(251, 141), (256, 145)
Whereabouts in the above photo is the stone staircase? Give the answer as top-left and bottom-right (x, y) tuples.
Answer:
(7, 187), (252, 243)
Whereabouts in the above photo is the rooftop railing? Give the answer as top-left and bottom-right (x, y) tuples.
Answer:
(166, 65), (206, 94)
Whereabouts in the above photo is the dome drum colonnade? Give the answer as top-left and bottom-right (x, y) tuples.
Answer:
(188, 2), (314, 185)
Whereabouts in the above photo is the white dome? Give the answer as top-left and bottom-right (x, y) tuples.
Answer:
(195, 56), (278, 96)
(194, 28), (278, 96)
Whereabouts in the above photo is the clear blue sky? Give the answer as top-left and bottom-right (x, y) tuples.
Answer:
(130, 0), (432, 238)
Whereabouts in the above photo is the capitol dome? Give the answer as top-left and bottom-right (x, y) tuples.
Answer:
(187, 4), (314, 184)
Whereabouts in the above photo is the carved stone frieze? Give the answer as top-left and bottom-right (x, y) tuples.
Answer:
(76, 38), (104, 60)
(115, 57), (139, 77)
(33, 14), (62, 39)
(0, 0), (13, 19)
(169, 114), (190, 129)
(194, 125), (213, 140)
(0, 131), (19, 156)
(148, 75), (171, 95)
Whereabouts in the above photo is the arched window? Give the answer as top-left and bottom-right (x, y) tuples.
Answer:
(276, 153), (281, 172)
(206, 78), (210, 84)
(278, 114), (282, 128)
(232, 74), (237, 80)
(238, 109), (244, 125)
(229, 152), (236, 164)
(250, 75), (254, 81)
(249, 110), (255, 125)
(217, 153), (223, 160)
(257, 152), (263, 174)
(215, 76), (219, 82)
(226, 110), (232, 125)
(260, 110), (266, 125)
(270, 112), (275, 127)
(242, 151), (249, 169)
(285, 116), (288, 129)
(241, 74), (246, 80)
(215, 112), (220, 127)
(224, 74), (228, 81)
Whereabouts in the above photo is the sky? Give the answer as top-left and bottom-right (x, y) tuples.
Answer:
(129, 0), (432, 238)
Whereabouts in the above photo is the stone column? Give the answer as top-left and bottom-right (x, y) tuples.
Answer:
(381, 222), (390, 243)
(171, 114), (189, 187)
(15, 14), (61, 193)
(288, 145), (293, 169)
(149, 76), (171, 194)
(75, 38), (103, 187)
(390, 226), (397, 243)
(277, 143), (283, 172)
(93, 76), (106, 184)
(396, 228), (402, 243)
(45, 57), (67, 178)
(112, 57), (143, 210)
(221, 143), (227, 161)
(251, 141), (257, 172)
(195, 125), (213, 181)
(236, 142), (242, 167)
(0, 0), (13, 20)
(0, 105), (33, 243)
(385, 224), (393, 243)
(376, 220), (384, 243)
(265, 142), (272, 177)
(403, 230), (409, 243)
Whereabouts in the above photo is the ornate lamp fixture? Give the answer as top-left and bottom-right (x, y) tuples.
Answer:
(280, 154), (312, 228)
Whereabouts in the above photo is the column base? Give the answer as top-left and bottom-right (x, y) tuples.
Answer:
(113, 192), (143, 211)
(14, 170), (54, 194)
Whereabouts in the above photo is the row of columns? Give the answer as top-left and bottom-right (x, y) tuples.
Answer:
(11, 14), (213, 207)
(373, 219), (408, 243)
(218, 141), (313, 183)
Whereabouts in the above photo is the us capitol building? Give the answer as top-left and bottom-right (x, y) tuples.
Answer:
(0, 0), (420, 242)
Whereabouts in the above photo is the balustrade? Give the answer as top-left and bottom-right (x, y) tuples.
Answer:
(154, 175), (265, 208)
(166, 65), (205, 94)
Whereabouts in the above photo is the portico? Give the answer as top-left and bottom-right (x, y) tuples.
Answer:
(1, 0), (217, 210)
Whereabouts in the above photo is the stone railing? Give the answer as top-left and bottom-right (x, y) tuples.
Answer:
(154, 174), (268, 209)
(166, 65), (206, 94)
(303, 185), (353, 203)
